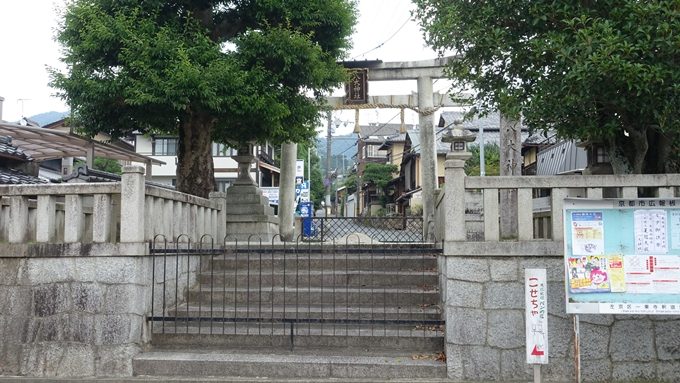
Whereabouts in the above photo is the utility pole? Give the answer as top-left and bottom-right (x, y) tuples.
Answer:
(325, 110), (332, 216)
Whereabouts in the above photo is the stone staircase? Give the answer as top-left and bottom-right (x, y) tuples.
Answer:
(134, 244), (445, 380)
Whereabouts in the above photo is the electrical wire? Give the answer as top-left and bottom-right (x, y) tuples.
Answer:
(351, 15), (412, 60)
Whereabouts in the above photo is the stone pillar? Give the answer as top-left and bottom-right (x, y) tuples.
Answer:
(209, 192), (227, 242)
(120, 166), (146, 243)
(444, 152), (470, 243)
(499, 113), (522, 239)
(279, 142), (297, 241)
(36, 195), (56, 243)
(442, 126), (475, 244)
(8, 196), (28, 243)
(417, 75), (436, 241)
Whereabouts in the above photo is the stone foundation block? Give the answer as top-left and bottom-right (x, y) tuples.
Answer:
(461, 346), (500, 380)
(500, 348), (531, 381)
(446, 280), (482, 308)
(656, 320), (680, 360)
(489, 259), (518, 281)
(612, 361), (657, 381)
(446, 257), (489, 282)
(483, 282), (523, 309)
(487, 310), (524, 349)
(446, 308), (486, 345)
(610, 320), (655, 362)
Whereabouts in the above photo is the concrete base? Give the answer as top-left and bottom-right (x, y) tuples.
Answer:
(225, 184), (279, 242)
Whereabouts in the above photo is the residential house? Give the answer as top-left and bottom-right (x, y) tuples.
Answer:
(393, 129), (450, 215)
(0, 135), (46, 184)
(354, 123), (409, 215)
(133, 135), (280, 191)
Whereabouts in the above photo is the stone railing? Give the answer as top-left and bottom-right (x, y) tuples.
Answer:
(0, 166), (226, 246)
(443, 173), (680, 252)
(437, 149), (680, 382)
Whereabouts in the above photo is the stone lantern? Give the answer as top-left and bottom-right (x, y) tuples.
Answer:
(232, 143), (257, 186)
(441, 120), (477, 162)
(442, 121), (477, 242)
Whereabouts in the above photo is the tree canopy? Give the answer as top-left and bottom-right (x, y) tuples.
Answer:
(52, 0), (356, 197)
(363, 163), (398, 191)
(414, 0), (680, 174)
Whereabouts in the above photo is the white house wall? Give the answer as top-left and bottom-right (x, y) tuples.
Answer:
(134, 136), (259, 185)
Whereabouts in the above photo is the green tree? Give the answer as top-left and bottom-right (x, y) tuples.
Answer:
(93, 157), (123, 175)
(414, 1), (679, 174)
(52, 0), (356, 197)
(465, 144), (501, 176)
(363, 163), (398, 191)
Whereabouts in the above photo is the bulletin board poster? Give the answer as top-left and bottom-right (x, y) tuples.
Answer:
(564, 198), (680, 315)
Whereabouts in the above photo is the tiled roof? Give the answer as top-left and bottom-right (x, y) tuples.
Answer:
(0, 168), (47, 184)
(0, 136), (31, 161)
(358, 123), (414, 139)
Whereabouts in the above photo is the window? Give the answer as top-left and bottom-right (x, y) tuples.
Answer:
(212, 143), (235, 157)
(152, 138), (178, 156)
(365, 144), (382, 158)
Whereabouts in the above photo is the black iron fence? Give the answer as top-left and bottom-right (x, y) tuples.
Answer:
(148, 235), (443, 349)
(302, 216), (424, 242)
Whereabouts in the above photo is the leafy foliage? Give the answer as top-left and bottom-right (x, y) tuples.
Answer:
(363, 163), (399, 191)
(51, 0), (356, 196)
(464, 144), (501, 176)
(414, 0), (680, 174)
(93, 157), (123, 175)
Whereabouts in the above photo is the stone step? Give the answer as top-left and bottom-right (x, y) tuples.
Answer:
(197, 269), (438, 288)
(185, 286), (438, 306)
(206, 254), (437, 271)
(225, 193), (269, 205)
(164, 304), (442, 321)
(226, 203), (273, 215)
(149, 326), (444, 350)
(132, 349), (447, 379)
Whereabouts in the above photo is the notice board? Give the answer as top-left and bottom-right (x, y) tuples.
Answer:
(564, 198), (680, 315)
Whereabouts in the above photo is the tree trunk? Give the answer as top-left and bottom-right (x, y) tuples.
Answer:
(606, 126), (648, 175)
(176, 110), (215, 198)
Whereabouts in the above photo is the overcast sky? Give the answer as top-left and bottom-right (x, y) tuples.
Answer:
(0, 0), (452, 133)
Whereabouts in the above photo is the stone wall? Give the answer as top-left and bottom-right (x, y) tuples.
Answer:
(0, 247), (152, 377)
(443, 255), (680, 382)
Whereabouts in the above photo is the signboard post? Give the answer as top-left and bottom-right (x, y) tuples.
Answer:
(525, 268), (548, 383)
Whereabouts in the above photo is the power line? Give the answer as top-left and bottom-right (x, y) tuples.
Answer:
(352, 15), (412, 60)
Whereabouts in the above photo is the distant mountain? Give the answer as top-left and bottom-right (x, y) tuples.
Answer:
(29, 111), (70, 127)
(316, 134), (357, 159)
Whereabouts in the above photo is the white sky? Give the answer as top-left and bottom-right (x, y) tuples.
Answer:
(0, 0), (452, 133)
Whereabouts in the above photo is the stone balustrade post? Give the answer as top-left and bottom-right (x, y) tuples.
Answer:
(9, 196), (29, 243)
(36, 195), (56, 243)
(444, 152), (470, 242)
(442, 126), (475, 243)
(209, 192), (227, 243)
(120, 166), (146, 243)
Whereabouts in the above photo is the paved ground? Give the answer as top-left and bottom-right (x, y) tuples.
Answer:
(0, 378), (465, 383)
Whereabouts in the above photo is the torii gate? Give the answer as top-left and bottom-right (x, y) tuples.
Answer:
(326, 57), (463, 240)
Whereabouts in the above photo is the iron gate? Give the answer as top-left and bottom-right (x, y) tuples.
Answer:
(148, 235), (443, 348)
